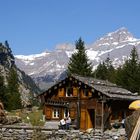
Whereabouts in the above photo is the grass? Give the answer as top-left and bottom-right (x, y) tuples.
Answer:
(8, 109), (45, 126)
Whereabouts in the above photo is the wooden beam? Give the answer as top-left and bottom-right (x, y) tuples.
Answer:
(77, 87), (81, 129)
(101, 100), (104, 133)
(59, 83), (62, 86)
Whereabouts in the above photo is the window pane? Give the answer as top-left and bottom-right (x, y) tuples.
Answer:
(53, 108), (59, 118)
(66, 87), (73, 97)
(64, 108), (69, 118)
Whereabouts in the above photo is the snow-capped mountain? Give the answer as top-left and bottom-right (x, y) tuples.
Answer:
(15, 27), (140, 90)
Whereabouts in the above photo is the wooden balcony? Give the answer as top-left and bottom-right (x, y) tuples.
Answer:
(45, 99), (69, 107)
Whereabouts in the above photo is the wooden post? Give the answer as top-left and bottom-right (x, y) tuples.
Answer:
(77, 87), (80, 129)
(101, 100), (104, 133)
(95, 101), (97, 129)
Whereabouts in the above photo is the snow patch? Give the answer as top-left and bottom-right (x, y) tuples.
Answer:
(98, 49), (113, 56)
(98, 43), (110, 46)
(116, 45), (125, 49)
(127, 37), (137, 42)
(15, 52), (49, 61)
(112, 42), (118, 45)
(86, 50), (98, 60)
(30, 62), (34, 65)
(29, 72), (35, 75)
(65, 51), (74, 58)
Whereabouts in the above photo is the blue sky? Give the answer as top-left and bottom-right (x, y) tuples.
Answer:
(0, 0), (140, 55)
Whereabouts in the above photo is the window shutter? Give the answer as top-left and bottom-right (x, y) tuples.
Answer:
(58, 88), (64, 97)
(73, 87), (78, 97)
(45, 107), (52, 119)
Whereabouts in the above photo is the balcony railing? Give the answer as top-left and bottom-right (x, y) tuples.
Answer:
(45, 99), (69, 107)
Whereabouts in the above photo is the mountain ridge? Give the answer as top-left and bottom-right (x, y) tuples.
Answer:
(15, 27), (140, 90)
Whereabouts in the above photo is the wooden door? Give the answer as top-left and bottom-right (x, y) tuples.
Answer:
(80, 108), (86, 130)
(87, 109), (95, 128)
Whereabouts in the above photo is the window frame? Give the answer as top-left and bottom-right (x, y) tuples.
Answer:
(66, 87), (73, 97)
(52, 108), (60, 118)
(64, 108), (69, 118)
(83, 89), (88, 97)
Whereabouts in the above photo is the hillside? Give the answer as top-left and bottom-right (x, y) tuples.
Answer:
(0, 42), (41, 106)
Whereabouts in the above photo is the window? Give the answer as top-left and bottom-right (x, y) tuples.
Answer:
(64, 108), (69, 118)
(83, 89), (88, 96)
(52, 108), (59, 118)
(66, 87), (73, 97)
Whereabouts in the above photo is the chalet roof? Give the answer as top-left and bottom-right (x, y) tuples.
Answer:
(39, 74), (140, 100)
(73, 75), (140, 100)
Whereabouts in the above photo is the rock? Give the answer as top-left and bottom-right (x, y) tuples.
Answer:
(0, 102), (7, 125)
(0, 116), (7, 124)
(18, 122), (32, 126)
(118, 136), (126, 140)
(9, 129), (13, 133)
(0, 125), (127, 140)
(86, 128), (93, 133)
(0, 102), (22, 125)
(125, 109), (140, 139)
(5, 116), (22, 124)
(118, 128), (126, 136)
(32, 106), (39, 112)
(113, 136), (119, 140)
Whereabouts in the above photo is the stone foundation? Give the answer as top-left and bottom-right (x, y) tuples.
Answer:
(0, 125), (127, 140)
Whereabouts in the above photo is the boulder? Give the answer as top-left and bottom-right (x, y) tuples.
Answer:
(0, 116), (7, 124)
(0, 101), (7, 124)
(125, 109), (140, 139)
(0, 102), (22, 125)
(5, 116), (22, 124)
(0, 115), (22, 125)
(86, 128), (93, 133)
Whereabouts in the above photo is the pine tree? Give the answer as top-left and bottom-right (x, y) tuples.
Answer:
(104, 56), (116, 82)
(93, 55), (116, 82)
(115, 47), (140, 93)
(7, 68), (22, 110)
(104, 55), (112, 69)
(93, 62), (108, 80)
(67, 38), (93, 76)
(5, 40), (9, 48)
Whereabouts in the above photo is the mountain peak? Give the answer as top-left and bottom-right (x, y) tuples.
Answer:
(116, 27), (128, 32)
(107, 27), (134, 41)
(55, 43), (74, 51)
(92, 27), (137, 48)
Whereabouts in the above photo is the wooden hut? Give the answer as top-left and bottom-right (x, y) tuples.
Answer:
(38, 75), (140, 130)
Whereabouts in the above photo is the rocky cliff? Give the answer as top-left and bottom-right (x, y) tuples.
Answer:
(0, 41), (41, 106)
